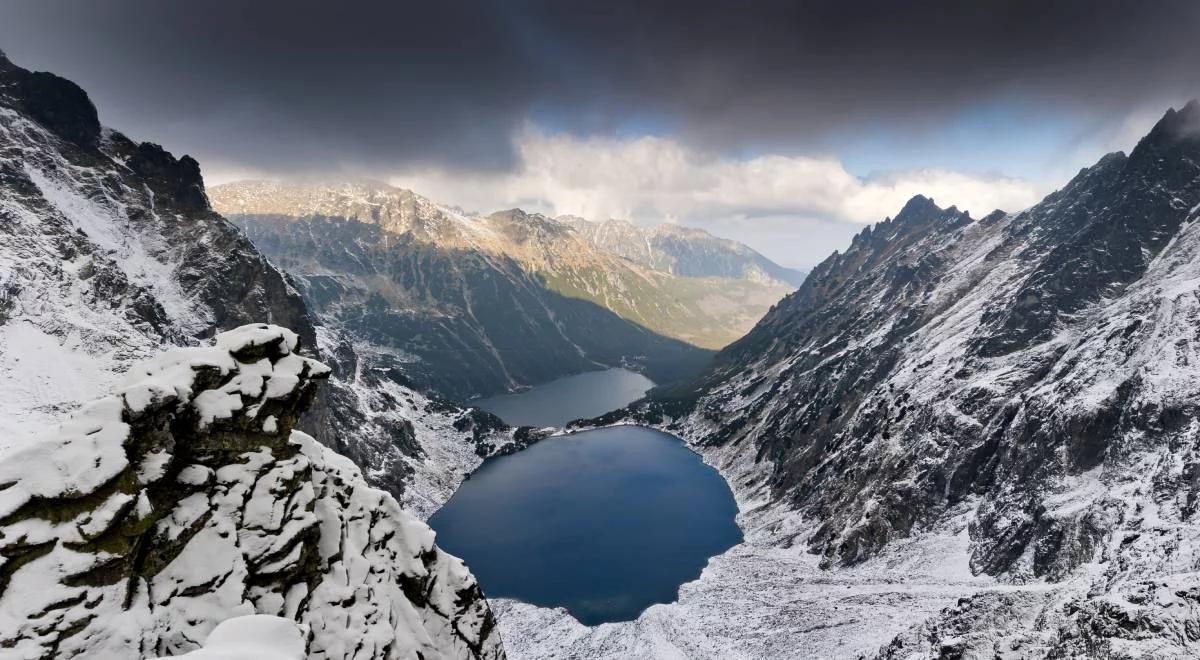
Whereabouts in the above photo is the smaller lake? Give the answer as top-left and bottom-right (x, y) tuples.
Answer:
(471, 367), (654, 427)
(428, 426), (742, 625)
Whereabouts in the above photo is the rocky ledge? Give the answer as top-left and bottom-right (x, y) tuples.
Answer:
(0, 324), (503, 659)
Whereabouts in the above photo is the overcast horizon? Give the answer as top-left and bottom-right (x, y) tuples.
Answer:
(3, 1), (1199, 267)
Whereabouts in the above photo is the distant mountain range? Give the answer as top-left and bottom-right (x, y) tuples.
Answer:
(561, 215), (807, 286)
(209, 180), (801, 399)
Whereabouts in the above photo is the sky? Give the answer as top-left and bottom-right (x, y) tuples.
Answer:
(1, 1), (1199, 268)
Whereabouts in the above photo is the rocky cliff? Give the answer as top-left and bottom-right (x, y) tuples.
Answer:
(0, 50), (312, 442)
(0, 324), (503, 659)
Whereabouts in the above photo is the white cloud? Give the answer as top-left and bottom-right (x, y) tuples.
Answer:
(391, 125), (1045, 226)
(384, 126), (1050, 267)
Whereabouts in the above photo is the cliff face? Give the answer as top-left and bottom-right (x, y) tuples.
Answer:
(0, 324), (503, 659)
(0, 49), (311, 441)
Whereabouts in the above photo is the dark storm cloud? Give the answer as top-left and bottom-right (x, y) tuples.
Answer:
(1, 0), (1198, 174)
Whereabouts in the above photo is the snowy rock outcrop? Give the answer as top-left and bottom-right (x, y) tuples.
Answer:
(153, 615), (308, 660)
(0, 324), (504, 659)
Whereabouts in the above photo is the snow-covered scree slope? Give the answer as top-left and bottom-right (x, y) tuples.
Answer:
(0, 324), (504, 659)
(520, 101), (1200, 658)
(308, 326), (538, 520)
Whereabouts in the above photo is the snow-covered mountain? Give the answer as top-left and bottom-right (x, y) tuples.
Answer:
(208, 181), (795, 399)
(0, 52), (509, 657)
(560, 216), (807, 286)
(544, 101), (1200, 657)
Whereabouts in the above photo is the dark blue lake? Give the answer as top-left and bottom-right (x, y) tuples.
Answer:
(470, 367), (654, 428)
(428, 425), (743, 625)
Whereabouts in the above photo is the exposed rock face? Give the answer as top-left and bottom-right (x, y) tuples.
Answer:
(0, 325), (503, 659)
(303, 326), (533, 519)
(0, 54), (100, 149)
(599, 102), (1200, 655)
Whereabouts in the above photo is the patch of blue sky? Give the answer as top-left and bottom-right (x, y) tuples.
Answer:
(833, 99), (1088, 180)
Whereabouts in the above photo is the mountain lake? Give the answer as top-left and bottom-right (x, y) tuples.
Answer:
(431, 370), (742, 625)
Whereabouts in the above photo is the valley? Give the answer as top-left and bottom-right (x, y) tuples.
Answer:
(208, 181), (798, 401)
(4, 8), (1200, 659)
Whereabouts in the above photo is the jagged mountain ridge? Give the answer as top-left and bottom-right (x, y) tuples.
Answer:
(0, 52), (312, 442)
(209, 181), (794, 399)
(560, 215), (808, 286)
(593, 101), (1200, 656)
(0, 52), (510, 658)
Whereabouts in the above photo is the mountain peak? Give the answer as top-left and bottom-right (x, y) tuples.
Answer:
(890, 194), (966, 227)
(1160, 98), (1200, 130)
(1171, 98), (1200, 123)
(1135, 99), (1200, 153)
(0, 54), (100, 148)
(894, 194), (939, 219)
